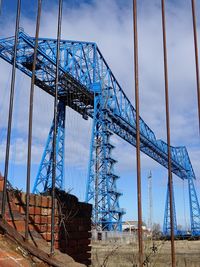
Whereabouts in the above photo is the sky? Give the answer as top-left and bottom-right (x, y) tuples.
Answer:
(0, 0), (200, 230)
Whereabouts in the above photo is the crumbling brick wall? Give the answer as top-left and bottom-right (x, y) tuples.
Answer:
(0, 177), (92, 266)
(55, 191), (92, 265)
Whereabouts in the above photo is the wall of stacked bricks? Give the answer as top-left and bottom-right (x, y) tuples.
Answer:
(0, 175), (92, 266)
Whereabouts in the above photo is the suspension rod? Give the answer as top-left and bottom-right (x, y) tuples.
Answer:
(133, 1), (143, 266)
(161, 1), (176, 266)
(25, 0), (42, 241)
(191, 0), (200, 133)
(51, 0), (63, 255)
(0, 0), (2, 15)
(1, 0), (21, 218)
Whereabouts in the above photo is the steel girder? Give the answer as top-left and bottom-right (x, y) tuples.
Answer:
(0, 31), (200, 234)
(86, 93), (124, 230)
(0, 31), (94, 117)
(0, 31), (195, 180)
(163, 182), (178, 236)
(32, 101), (65, 194)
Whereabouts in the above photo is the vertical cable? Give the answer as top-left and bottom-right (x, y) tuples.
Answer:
(191, 0), (200, 133)
(133, 1), (143, 266)
(1, 0), (21, 218)
(161, 1), (176, 266)
(0, 0), (2, 15)
(51, 0), (63, 255)
(25, 0), (42, 241)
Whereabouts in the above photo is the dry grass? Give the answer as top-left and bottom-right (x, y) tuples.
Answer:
(91, 240), (200, 267)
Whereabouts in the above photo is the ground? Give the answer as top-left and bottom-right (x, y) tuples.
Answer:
(91, 240), (200, 267)
(0, 234), (47, 267)
(0, 232), (85, 267)
(1, 231), (200, 266)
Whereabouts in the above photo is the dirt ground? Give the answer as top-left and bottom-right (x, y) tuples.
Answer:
(0, 233), (85, 267)
(91, 240), (200, 267)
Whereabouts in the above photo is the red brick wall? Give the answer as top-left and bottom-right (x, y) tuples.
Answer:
(0, 175), (4, 191)
(0, 179), (92, 266)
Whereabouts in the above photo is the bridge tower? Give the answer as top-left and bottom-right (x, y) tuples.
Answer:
(163, 173), (200, 236)
(86, 93), (124, 231)
(32, 101), (65, 194)
(187, 175), (200, 236)
(163, 181), (178, 236)
(1, 31), (200, 235)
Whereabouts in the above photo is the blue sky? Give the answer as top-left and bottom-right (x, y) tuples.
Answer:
(0, 0), (200, 230)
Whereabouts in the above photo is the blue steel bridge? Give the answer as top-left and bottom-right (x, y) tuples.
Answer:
(0, 30), (200, 235)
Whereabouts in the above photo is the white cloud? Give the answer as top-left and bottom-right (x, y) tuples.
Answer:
(0, 137), (43, 165)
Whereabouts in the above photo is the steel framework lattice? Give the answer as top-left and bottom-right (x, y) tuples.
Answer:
(32, 101), (65, 193)
(163, 182), (178, 236)
(86, 94), (124, 231)
(0, 31), (200, 234)
(187, 176), (200, 235)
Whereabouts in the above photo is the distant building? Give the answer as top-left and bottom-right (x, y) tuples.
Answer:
(122, 220), (149, 235)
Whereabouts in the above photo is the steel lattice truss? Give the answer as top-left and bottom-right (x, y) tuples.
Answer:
(32, 101), (65, 194)
(0, 31), (200, 234)
(163, 184), (178, 236)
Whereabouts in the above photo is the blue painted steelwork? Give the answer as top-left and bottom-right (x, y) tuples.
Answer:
(163, 182), (177, 236)
(188, 176), (200, 236)
(0, 31), (200, 233)
(32, 101), (65, 194)
(86, 94), (125, 231)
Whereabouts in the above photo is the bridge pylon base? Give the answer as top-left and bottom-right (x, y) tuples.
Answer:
(32, 101), (65, 194)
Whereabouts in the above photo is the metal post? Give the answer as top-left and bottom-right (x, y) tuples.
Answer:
(25, 0), (42, 241)
(191, 0), (200, 133)
(51, 0), (63, 255)
(1, 0), (21, 218)
(133, 1), (143, 266)
(161, 1), (176, 266)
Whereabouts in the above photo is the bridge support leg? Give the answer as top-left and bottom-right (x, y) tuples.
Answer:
(188, 176), (200, 236)
(86, 94), (124, 231)
(32, 101), (65, 193)
(163, 181), (177, 236)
